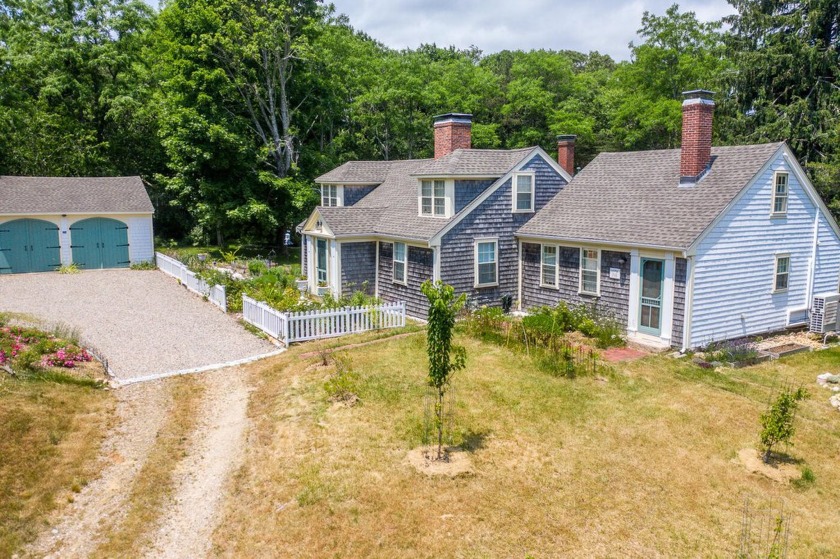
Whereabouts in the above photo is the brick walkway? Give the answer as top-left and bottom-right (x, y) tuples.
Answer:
(601, 346), (651, 362)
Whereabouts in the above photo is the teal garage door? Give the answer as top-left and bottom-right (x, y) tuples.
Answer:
(70, 218), (130, 269)
(0, 219), (61, 274)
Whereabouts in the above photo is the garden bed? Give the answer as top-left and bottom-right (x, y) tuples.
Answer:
(0, 319), (105, 384)
(764, 343), (810, 359)
(460, 302), (624, 378)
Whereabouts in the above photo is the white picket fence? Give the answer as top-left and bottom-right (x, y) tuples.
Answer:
(155, 252), (227, 311)
(242, 294), (406, 345)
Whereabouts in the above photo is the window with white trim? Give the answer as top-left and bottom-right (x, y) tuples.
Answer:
(316, 238), (328, 285)
(579, 248), (600, 295)
(393, 242), (407, 284)
(774, 255), (790, 292)
(475, 240), (498, 286)
(421, 179), (446, 216)
(321, 184), (339, 207)
(772, 172), (788, 215)
(513, 173), (534, 212)
(541, 245), (557, 287)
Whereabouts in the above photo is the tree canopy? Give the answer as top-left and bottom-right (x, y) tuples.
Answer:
(1, 1), (837, 244)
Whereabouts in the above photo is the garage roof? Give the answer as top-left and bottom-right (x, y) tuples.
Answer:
(0, 176), (154, 215)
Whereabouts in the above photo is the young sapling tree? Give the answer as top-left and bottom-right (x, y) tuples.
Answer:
(421, 280), (466, 460)
(759, 385), (808, 463)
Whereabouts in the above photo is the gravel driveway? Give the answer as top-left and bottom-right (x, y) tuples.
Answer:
(0, 269), (276, 381)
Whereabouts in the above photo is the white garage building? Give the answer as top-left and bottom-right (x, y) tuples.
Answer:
(0, 176), (155, 274)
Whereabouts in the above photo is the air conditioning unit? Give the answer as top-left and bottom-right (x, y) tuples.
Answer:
(810, 293), (840, 333)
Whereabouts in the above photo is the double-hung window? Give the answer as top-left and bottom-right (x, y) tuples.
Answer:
(321, 185), (339, 207)
(475, 240), (498, 287)
(579, 248), (600, 295)
(541, 245), (557, 287)
(513, 173), (534, 212)
(421, 179), (446, 216)
(772, 172), (788, 215)
(393, 242), (407, 284)
(774, 255), (790, 292)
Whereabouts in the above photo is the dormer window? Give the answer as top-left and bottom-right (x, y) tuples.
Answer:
(321, 184), (342, 207)
(771, 172), (788, 215)
(421, 179), (446, 217)
(512, 173), (535, 213)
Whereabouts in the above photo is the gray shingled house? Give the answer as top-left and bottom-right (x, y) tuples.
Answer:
(0, 176), (155, 273)
(299, 113), (572, 317)
(517, 91), (840, 350)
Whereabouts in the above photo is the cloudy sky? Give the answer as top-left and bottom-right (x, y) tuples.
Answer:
(328, 0), (734, 60)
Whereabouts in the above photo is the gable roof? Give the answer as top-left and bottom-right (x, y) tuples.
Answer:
(315, 206), (386, 237)
(305, 148), (544, 242)
(410, 148), (534, 177)
(517, 143), (784, 250)
(315, 161), (392, 184)
(0, 176), (154, 215)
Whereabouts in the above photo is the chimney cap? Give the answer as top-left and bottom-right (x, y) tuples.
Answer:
(556, 134), (577, 143)
(682, 89), (715, 102)
(433, 113), (473, 125)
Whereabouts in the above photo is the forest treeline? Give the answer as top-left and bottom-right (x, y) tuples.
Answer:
(0, 0), (837, 244)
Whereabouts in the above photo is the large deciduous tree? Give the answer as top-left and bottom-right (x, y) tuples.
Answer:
(0, 0), (156, 176)
(153, 0), (325, 244)
(605, 4), (726, 151)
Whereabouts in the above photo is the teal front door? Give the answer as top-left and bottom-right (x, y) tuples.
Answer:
(0, 219), (61, 274)
(639, 258), (664, 335)
(70, 218), (130, 269)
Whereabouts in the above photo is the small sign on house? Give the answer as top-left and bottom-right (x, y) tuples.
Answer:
(609, 267), (621, 280)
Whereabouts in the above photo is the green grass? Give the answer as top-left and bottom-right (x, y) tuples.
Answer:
(214, 335), (840, 558)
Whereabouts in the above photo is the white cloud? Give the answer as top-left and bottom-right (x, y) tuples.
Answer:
(330, 0), (735, 60)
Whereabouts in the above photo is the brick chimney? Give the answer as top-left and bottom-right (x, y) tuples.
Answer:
(680, 89), (715, 184)
(556, 135), (576, 176)
(434, 113), (472, 159)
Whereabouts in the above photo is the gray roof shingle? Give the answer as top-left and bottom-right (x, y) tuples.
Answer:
(310, 148), (539, 242)
(410, 148), (534, 177)
(315, 161), (393, 184)
(517, 143), (784, 250)
(317, 206), (385, 237)
(0, 176), (154, 215)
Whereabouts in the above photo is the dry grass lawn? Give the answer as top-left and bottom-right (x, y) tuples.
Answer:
(0, 371), (113, 557)
(213, 333), (840, 557)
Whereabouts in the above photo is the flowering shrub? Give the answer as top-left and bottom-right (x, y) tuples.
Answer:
(0, 323), (92, 372)
(40, 347), (93, 369)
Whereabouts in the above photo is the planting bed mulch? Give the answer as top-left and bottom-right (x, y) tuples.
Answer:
(763, 343), (810, 358)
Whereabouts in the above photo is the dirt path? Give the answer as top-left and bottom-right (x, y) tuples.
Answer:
(25, 366), (252, 559)
(27, 381), (171, 558)
(144, 368), (250, 558)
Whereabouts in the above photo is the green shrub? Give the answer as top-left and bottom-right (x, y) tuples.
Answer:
(465, 306), (508, 343)
(57, 264), (80, 274)
(792, 465), (816, 489)
(323, 353), (360, 404)
(247, 259), (268, 277)
(521, 302), (624, 349)
(130, 261), (156, 270)
(759, 385), (808, 463)
(704, 341), (761, 365)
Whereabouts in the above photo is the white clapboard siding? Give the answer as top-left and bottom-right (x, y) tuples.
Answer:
(690, 152), (824, 347)
(242, 294), (405, 344)
(155, 252), (227, 312)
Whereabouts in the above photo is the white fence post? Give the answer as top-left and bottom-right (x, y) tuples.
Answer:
(240, 294), (407, 346)
(156, 252), (227, 311)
